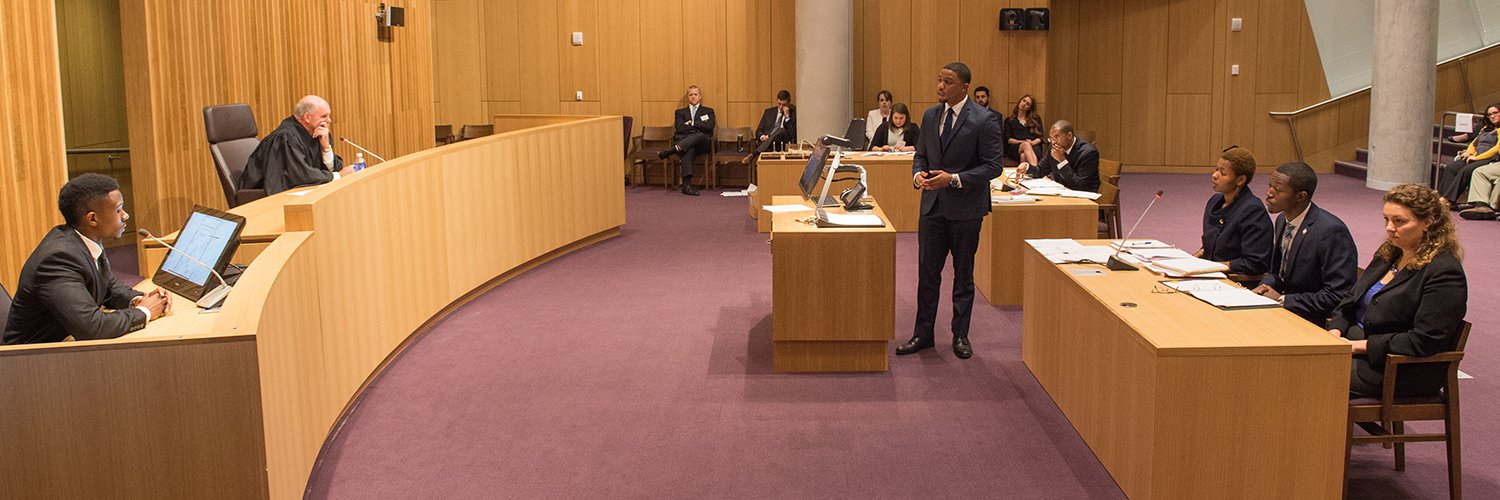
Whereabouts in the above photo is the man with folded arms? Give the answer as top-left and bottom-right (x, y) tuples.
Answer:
(1251, 162), (1358, 326)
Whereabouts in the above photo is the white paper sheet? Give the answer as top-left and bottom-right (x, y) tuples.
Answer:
(762, 204), (814, 213)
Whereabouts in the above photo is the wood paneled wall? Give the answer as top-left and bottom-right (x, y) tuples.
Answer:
(1046, 0), (1331, 173)
(120, 0), (435, 237)
(433, 0), (798, 134)
(0, 0), (69, 292)
(432, 0), (1050, 134)
(851, 0), (1050, 125)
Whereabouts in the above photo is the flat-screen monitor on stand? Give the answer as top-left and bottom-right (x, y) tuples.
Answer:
(798, 142), (841, 207)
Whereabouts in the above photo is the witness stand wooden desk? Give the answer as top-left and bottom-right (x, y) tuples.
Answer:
(974, 192), (1096, 306)
(753, 152), (921, 232)
(769, 195), (894, 372)
(1021, 241), (1350, 499)
(0, 115), (626, 500)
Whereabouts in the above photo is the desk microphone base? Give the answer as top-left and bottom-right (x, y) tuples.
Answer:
(196, 284), (233, 309)
(1105, 254), (1139, 271)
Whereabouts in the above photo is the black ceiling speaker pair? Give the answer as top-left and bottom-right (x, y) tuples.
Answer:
(1000, 8), (1049, 31)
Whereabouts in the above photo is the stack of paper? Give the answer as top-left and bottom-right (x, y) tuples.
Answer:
(992, 194), (1039, 204)
(821, 212), (884, 227)
(1022, 178), (1065, 190)
(1110, 239), (1174, 250)
(763, 204), (814, 214)
(1162, 280), (1279, 310)
(1127, 247), (1195, 261)
(1027, 239), (1116, 264)
(1153, 257), (1230, 276)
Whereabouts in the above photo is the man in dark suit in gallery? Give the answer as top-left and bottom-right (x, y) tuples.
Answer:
(753, 90), (796, 155)
(4, 174), (171, 345)
(1022, 120), (1100, 193)
(897, 62), (1004, 359)
(658, 85), (716, 196)
(1251, 162), (1359, 326)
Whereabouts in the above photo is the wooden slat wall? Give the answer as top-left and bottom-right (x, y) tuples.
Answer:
(1047, 0), (1331, 173)
(120, 0), (435, 237)
(0, 0), (69, 292)
(433, 0), (796, 134)
(851, 0), (1051, 125)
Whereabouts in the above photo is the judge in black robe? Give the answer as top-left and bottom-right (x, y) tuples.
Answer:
(239, 96), (348, 195)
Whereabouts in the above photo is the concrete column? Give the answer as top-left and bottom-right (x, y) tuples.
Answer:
(794, 0), (852, 143)
(1366, 0), (1439, 190)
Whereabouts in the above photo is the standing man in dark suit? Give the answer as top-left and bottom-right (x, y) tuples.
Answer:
(4, 174), (171, 345)
(1251, 162), (1359, 326)
(897, 62), (1004, 359)
(1022, 120), (1100, 192)
(753, 90), (796, 155)
(658, 85), (715, 196)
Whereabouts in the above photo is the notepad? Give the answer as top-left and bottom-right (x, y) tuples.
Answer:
(1109, 239), (1173, 250)
(1153, 257), (1230, 276)
(992, 194), (1039, 204)
(820, 212), (884, 227)
(762, 204), (814, 213)
(1162, 280), (1280, 310)
(1022, 178), (1065, 190)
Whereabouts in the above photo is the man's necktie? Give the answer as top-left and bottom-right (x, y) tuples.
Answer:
(941, 108), (955, 142)
(1279, 223), (1294, 276)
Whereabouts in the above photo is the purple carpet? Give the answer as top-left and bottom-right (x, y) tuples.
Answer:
(119, 174), (1495, 498)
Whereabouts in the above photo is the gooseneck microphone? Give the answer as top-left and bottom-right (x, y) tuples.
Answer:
(138, 228), (233, 308)
(1106, 190), (1165, 271)
(338, 137), (387, 163)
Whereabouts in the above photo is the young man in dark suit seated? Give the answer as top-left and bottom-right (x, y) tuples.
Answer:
(1020, 120), (1100, 192)
(4, 174), (171, 345)
(657, 85), (716, 196)
(1251, 162), (1359, 326)
(752, 90), (796, 156)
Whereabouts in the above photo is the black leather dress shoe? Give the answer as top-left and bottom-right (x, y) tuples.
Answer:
(895, 337), (935, 355)
(682, 183), (700, 196)
(658, 148), (675, 160)
(953, 338), (972, 359)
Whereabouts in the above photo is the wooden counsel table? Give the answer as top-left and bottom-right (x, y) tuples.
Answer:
(1021, 241), (1350, 499)
(754, 151), (921, 232)
(974, 192), (1097, 306)
(769, 195), (895, 372)
(0, 115), (626, 499)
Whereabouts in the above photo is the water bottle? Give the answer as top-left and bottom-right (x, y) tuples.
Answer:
(352, 152), (367, 172)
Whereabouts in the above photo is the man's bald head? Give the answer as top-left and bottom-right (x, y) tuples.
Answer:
(293, 95), (332, 136)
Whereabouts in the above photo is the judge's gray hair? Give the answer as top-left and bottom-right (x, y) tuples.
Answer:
(294, 95), (328, 118)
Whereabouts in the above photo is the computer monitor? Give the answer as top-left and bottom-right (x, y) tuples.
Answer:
(798, 142), (831, 202)
(151, 205), (246, 302)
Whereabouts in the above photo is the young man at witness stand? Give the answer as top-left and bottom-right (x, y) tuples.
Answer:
(1251, 162), (1359, 326)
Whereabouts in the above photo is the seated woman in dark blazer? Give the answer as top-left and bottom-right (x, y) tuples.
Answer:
(1328, 184), (1467, 398)
(1003, 95), (1045, 166)
(869, 103), (919, 152)
(1196, 146), (1273, 277)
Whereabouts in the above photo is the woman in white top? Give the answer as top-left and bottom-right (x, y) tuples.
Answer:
(869, 103), (919, 152)
(865, 90), (893, 143)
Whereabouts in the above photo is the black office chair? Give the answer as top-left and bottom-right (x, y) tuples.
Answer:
(1, 282), (12, 333)
(203, 103), (266, 208)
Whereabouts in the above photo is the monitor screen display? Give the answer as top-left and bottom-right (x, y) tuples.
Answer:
(159, 210), (240, 286)
(798, 143), (830, 200)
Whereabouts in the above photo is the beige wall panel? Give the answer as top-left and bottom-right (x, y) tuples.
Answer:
(909, 0), (960, 113)
(873, 0), (914, 110)
(1253, 93), (1298, 165)
(640, 0), (686, 102)
(1118, 0), (1168, 166)
(1075, 0), (1122, 95)
(515, 0), (563, 114)
(56, 0), (128, 149)
(1167, 0), (1214, 95)
(433, 0), (485, 126)
(1254, 0), (1301, 94)
(728, 102), (768, 133)
(958, 0), (1007, 102)
(684, 0), (730, 120)
(0, 0), (70, 292)
(1007, 32), (1048, 106)
(1335, 93), (1372, 145)
(559, 0), (600, 102)
(1223, 0), (1260, 153)
(769, 0), (797, 99)
(1164, 94), (1214, 167)
(597, 0), (645, 130)
(482, 0), (521, 102)
(642, 100), (684, 128)
(561, 101), (602, 115)
(1076, 93), (1122, 155)
(726, 0), (772, 102)
(1044, 0), (1079, 126)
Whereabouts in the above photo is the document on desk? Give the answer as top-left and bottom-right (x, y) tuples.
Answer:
(1022, 178), (1065, 190)
(1128, 247), (1196, 261)
(992, 194), (1039, 204)
(1162, 280), (1280, 309)
(820, 212), (884, 227)
(763, 204), (815, 213)
(1153, 257), (1230, 276)
(1110, 239), (1174, 250)
(1029, 238), (1114, 264)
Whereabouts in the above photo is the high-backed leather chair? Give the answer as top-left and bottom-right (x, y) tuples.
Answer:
(203, 103), (266, 207)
